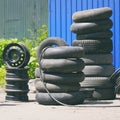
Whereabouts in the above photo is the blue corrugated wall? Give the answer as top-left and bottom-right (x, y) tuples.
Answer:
(48, 0), (120, 70)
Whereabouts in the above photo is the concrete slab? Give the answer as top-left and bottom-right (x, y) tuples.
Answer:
(0, 90), (120, 120)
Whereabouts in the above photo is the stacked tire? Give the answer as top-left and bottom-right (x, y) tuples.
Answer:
(5, 68), (29, 101)
(110, 68), (120, 94)
(2, 43), (30, 101)
(71, 7), (116, 100)
(35, 37), (86, 105)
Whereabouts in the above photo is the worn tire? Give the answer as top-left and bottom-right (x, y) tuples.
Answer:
(70, 19), (112, 34)
(5, 81), (29, 90)
(41, 46), (84, 59)
(80, 77), (115, 88)
(40, 59), (85, 73)
(109, 68), (120, 83)
(72, 39), (112, 53)
(5, 67), (29, 79)
(35, 68), (85, 84)
(37, 37), (68, 62)
(83, 65), (114, 77)
(35, 80), (80, 92)
(92, 88), (116, 100)
(77, 30), (112, 40)
(36, 91), (85, 105)
(114, 73), (120, 94)
(6, 92), (28, 101)
(81, 54), (113, 65)
(72, 7), (112, 22)
(116, 79), (120, 94)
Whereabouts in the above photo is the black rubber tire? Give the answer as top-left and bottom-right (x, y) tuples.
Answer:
(81, 54), (113, 65)
(114, 75), (120, 94)
(72, 39), (112, 53)
(116, 77), (120, 87)
(72, 7), (112, 22)
(83, 65), (114, 77)
(35, 68), (85, 84)
(36, 91), (85, 105)
(35, 80), (81, 92)
(5, 81), (29, 91)
(80, 77), (115, 88)
(37, 37), (68, 62)
(5, 89), (29, 93)
(77, 30), (113, 40)
(41, 46), (84, 59)
(92, 88), (116, 100)
(6, 92), (28, 101)
(80, 88), (94, 99)
(116, 80), (120, 94)
(70, 19), (112, 34)
(40, 59), (85, 73)
(5, 77), (29, 81)
(5, 67), (29, 79)
(109, 68), (120, 83)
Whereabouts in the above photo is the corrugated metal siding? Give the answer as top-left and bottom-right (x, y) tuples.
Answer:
(0, 0), (4, 38)
(49, 0), (120, 70)
(0, 0), (48, 39)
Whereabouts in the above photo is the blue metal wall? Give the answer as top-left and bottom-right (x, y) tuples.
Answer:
(48, 0), (120, 70)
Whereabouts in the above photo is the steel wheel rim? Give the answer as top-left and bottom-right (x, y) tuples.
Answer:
(3, 43), (30, 68)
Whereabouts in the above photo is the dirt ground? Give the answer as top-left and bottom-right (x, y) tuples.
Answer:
(0, 89), (120, 120)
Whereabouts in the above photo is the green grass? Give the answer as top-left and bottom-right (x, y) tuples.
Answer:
(0, 66), (6, 88)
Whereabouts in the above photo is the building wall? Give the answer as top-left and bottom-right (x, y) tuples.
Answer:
(0, 0), (48, 39)
(49, 0), (120, 70)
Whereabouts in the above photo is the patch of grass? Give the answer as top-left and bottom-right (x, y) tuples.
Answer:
(0, 66), (6, 88)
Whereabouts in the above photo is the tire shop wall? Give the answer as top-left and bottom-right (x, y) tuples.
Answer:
(48, 0), (120, 70)
(0, 0), (48, 39)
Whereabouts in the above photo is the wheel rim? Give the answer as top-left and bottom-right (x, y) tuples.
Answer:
(3, 43), (30, 68)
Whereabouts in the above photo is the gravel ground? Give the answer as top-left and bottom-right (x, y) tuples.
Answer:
(0, 89), (120, 120)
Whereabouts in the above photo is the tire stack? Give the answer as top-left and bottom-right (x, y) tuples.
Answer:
(5, 68), (29, 101)
(71, 7), (116, 100)
(2, 43), (30, 101)
(35, 37), (86, 105)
